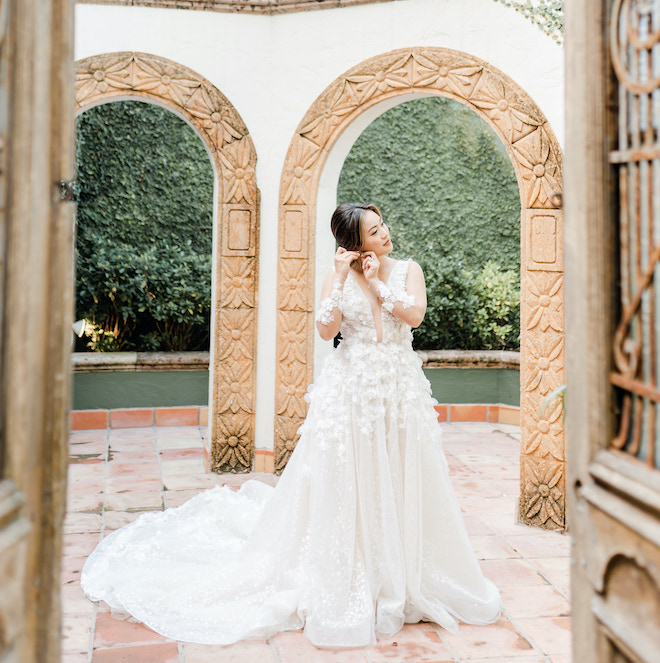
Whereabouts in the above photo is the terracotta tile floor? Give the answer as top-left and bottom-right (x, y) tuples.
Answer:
(61, 421), (572, 663)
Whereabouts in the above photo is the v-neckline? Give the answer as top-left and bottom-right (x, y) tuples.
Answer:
(348, 260), (402, 343)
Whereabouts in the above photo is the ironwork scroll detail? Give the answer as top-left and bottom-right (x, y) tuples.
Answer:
(610, 0), (660, 468)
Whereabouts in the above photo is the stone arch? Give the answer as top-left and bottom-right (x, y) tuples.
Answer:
(275, 47), (565, 529)
(75, 52), (259, 473)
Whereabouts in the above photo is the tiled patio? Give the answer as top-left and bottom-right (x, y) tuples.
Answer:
(61, 421), (572, 663)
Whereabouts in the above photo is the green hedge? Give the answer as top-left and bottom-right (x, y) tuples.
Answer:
(75, 101), (213, 351)
(337, 96), (521, 350)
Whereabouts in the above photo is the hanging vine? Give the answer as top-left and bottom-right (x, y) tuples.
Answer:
(493, 0), (563, 44)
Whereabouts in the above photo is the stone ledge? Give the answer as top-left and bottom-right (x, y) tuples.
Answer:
(417, 350), (521, 370)
(76, 0), (394, 14)
(72, 351), (210, 373)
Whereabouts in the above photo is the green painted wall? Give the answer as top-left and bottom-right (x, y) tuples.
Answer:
(72, 368), (519, 410)
(72, 371), (209, 410)
(423, 368), (520, 407)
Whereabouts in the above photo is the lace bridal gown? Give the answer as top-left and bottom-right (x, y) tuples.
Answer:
(81, 259), (502, 647)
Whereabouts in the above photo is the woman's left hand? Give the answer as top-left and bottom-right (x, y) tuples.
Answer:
(361, 251), (380, 282)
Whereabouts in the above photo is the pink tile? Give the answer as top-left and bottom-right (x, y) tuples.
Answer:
(103, 510), (146, 530)
(60, 555), (87, 586)
(505, 533), (571, 559)
(451, 477), (502, 499)
(110, 409), (154, 429)
(163, 474), (218, 491)
(108, 462), (160, 478)
(458, 495), (516, 518)
(272, 630), (369, 662)
(159, 448), (205, 461)
(501, 586), (571, 619)
(106, 476), (163, 494)
(468, 535), (520, 560)
(163, 489), (204, 508)
(108, 450), (158, 464)
(62, 653), (90, 662)
(61, 583), (96, 615)
(68, 462), (106, 480)
(104, 491), (163, 512)
(71, 409), (109, 431)
(366, 624), (453, 662)
(61, 613), (93, 653)
(92, 642), (179, 662)
(498, 406), (521, 425)
(161, 458), (206, 476)
(531, 557), (571, 597)
(66, 492), (104, 513)
(182, 640), (275, 662)
(67, 477), (105, 495)
(70, 429), (107, 443)
(155, 406), (199, 427)
(199, 407), (208, 427)
(434, 404), (449, 422)
(109, 427), (156, 440)
(466, 658), (546, 663)
(515, 617), (572, 656)
(483, 515), (533, 537)
(478, 559), (546, 587)
(94, 611), (172, 647)
(452, 422), (498, 433)
(69, 441), (108, 456)
(461, 515), (495, 536)
(157, 436), (205, 450)
(156, 426), (202, 438)
(450, 404), (489, 422)
(63, 532), (102, 557)
(64, 512), (102, 534)
(441, 618), (535, 659)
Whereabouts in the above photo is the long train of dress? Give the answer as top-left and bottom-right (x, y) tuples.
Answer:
(81, 259), (502, 647)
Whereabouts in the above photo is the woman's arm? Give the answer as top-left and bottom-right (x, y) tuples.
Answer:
(363, 257), (427, 328)
(385, 260), (427, 327)
(315, 268), (344, 341)
(315, 247), (361, 341)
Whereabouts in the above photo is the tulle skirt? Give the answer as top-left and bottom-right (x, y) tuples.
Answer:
(81, 340), (502, 647)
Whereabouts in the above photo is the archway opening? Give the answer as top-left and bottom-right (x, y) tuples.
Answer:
(336, 95), (521, 354)
(276, 47), (564, 529)
(72, 98), (214, 410)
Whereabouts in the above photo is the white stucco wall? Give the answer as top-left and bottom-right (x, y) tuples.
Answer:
(74, 0), (564, 451)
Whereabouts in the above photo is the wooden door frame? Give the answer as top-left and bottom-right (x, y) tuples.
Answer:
(566, 1), (660, 661)
(0, 0), (76, 661)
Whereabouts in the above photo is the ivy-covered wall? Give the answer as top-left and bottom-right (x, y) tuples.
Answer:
(75, 100), (214, 352)
(338, 96), (521, 351)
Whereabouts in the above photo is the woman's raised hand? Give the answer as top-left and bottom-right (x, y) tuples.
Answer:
(334, 247), (360, 281)
(361, 251), (380, 282)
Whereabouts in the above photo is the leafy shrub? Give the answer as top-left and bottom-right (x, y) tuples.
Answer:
(75, 101), (213, 351)
(76, 239), (211, 352)
(415, 258), (520, 351)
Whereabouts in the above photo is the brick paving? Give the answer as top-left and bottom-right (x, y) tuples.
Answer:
(61, 422), (571, 663)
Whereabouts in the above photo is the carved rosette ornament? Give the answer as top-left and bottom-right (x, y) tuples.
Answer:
(275, 47), (565, 529)
(75, 52), (259, 473)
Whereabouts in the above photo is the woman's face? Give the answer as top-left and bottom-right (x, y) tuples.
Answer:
(360, 209), (392, 257)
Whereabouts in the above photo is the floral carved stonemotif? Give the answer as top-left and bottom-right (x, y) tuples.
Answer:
(275, 48), (565, 529)
(75, 52), (259, 473)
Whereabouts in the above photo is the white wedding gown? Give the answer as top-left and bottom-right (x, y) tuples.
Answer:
(81, 259), (502, 647)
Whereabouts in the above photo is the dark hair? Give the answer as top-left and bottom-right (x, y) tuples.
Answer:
(330, 203), (382, 252)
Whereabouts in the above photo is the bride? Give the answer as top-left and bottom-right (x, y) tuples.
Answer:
(81, 202), (502, 648)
